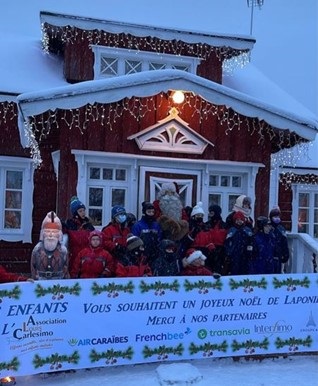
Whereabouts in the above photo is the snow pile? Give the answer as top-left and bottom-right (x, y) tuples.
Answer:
(156, 363), (203, 385)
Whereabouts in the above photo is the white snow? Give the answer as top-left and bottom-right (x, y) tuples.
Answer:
(12, 355), (318, 386)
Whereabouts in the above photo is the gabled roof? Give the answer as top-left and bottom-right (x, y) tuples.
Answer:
(40, 11), (255, 52)
(17, 69), (318, 142)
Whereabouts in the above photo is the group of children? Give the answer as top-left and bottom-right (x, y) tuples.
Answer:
(0, 186), (290, 284)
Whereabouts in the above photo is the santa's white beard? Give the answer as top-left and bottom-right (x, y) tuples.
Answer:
(44, 238), (59, 251)
(159, 194), (183, 221)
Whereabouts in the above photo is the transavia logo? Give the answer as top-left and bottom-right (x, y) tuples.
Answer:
(198, 329), (208, 339)
(198, 327), (250, 340)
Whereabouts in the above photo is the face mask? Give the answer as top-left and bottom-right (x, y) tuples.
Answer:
(117, 214), (127, 224)
(272, 216), (281, 224)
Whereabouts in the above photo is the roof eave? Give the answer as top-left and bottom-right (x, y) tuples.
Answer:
(17, 70), (318, 143)
(40, 11), (256, 51)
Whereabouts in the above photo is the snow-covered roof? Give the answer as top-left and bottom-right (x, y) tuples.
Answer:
(40, 11), (256, 51)
(17, 69), (318, 141)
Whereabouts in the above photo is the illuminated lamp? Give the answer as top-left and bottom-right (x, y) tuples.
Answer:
(171, 90), (185, 104)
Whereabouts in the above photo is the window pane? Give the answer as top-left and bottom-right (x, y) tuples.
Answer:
(208, 194), (221, 208)
(125, 60), (142, 74)
(221, 176), (230, 187)
(150, 62), (166, 70)
(232, 176), (241, 188)
(100, 57), (118, 76)
(6, 191), (22, 209)
(314, 194), (318, 207)
(6, 171), (22, 189)
(112, 189), (126, 207)
(89, 187), (103, 206)
(115, 169), (126, 181)
(314, 208), (318, 223)
(299, 193), (309, 207)
(298, 208), (308, 233)
(90, 168), (100, 179)
(228, 195), (239, 213)
(4, 210), (21, 229)
(89, 209), (102, 226)
(103, 169), (113, 180)
(209, 175), (218, 186)
(314, 224), (318, 239)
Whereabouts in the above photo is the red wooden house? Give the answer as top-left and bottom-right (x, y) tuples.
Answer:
(0, 11), (317, 274)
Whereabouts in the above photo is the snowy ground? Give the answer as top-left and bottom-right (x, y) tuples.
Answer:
(13, 354), (318, 386)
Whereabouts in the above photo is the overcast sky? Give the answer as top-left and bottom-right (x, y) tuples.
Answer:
(1, 0), (317, 115)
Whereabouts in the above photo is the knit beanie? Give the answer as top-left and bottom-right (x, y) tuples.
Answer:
(70, 196), (86, 217)
(208, 205), (222, 216)
(191, 201), (205, 217)
(126, 234), (144, 251)
(186, 249), (206, 264)
(142, 201), (155, 214)
(233, 211), (245, 221)
(111, 205), (126, 219)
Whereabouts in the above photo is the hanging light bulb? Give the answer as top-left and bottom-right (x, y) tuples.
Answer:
(171, 90), (185, 104)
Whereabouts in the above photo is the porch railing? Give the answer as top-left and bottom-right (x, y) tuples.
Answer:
(285, 233), (318, 273)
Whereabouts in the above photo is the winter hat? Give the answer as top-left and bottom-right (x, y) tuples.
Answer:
(111, 205), (126, 219)
(208, 205), (222, 216)
(70, 196), (86, 217)
(89, 230), (103, 243)
(191, 201), (205, 217)
(40, 211), (62, 241)
(233, 211), (245, 222)
(126, 234), (144, 251)
(186, 249), (207, 264)
(161, 182), (177, 194)
(269, 206), (281, 218)
(142, 201), (155, 214)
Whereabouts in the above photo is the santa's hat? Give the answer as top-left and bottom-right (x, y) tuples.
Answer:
(40, 211), (63, 242)
(185, 249), (206, 264)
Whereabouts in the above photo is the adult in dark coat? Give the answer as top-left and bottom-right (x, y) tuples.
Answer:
(269, 206), (290, 270)
(224, 211), (254, 275)
(249, 216), (278, 274)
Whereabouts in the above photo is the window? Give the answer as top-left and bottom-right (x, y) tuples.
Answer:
(87, 166), (129, 226)
(92, 46), (200, 79)
(208, 174), (245, 215)
(297, 189), (318, 238)
(0, 157), (34, 242)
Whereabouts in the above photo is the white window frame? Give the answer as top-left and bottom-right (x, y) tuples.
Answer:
(91, 46), (201, 79)
(0, 156), (34, 242)
(291, 184), (318, 238)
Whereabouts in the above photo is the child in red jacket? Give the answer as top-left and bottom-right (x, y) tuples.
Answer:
(71, 230), (116, 278)
(181, 249), (220, 278)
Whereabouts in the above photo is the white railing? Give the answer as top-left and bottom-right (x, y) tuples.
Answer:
(285, 233), (318, 273)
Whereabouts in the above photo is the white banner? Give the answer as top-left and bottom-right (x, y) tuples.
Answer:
(0, 273), (317, 377)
